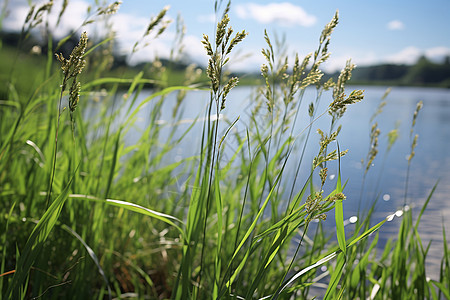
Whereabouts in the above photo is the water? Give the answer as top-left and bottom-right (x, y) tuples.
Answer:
(94, 85), (450, 279)
(330, 86), (450, 279)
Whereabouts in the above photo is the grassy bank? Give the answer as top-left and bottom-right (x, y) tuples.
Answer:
(0, 1), (449, 299)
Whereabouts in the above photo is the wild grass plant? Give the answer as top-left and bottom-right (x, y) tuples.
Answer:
(0, 1), (449, 299)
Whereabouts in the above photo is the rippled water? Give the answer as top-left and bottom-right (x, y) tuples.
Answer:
(98, 85), (450, 279)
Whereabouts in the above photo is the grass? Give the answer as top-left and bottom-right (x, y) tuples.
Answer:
(0, 44), (49, 100)
(0, 1), (449, 299)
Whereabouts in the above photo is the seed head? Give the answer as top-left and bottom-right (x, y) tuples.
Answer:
(411, 100), (423, 134)
(407, 134), (419, 163)
(56, 32), (88, 114)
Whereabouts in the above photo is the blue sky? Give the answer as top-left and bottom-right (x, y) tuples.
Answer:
(3, 0), (450, 72)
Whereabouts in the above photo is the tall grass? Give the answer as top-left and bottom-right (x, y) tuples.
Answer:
(0, 1), (448, 299)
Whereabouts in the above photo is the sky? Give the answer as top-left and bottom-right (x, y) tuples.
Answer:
(2, 0), (450, 72)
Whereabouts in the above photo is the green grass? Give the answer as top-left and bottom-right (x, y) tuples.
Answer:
(1, 1), (449, 299)
(0, 44), (50, 100)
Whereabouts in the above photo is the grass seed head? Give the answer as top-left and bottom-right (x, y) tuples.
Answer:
(408, 134), (419, 162)
(56, 0), (69, 26)
(332, 192), (346, 202)
(145, 5), (170, 36)
(323, 78), (335, 91)
(96, 1), (121, 16)
(202, 12), (246, 99)
(23, 1), (53, 32)
(306, 190), (328, 221)
(320, 167), (328, 187)
(387, 128), (399, 151)
(308, 102), (314, 117)
(34, 1), (54, 19)
(411, 100), (423, 131)
(221, 77), (239, 110)
(216, 14), (230, 48)
(226, 30), (247, 55)
(320, 10), (339, 45)
(25, 5), (36, 24)
(56, 31), (88, 113)
(313, 126), (347, 169)
(333, 59), (355, 100)
(300, 68), (323, 89)
(202, 34), (214, 57)
(329, 89), (364, 120)
(364, 123), (380, 174)
(69, 80), (81, 112)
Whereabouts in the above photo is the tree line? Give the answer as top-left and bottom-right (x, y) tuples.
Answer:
(346, 56), (450, 87)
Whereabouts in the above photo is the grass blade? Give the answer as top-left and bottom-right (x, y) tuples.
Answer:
(0, 203), (16, 294)
(213, 169), (223, 299)
(335, 142), (346, 254)
(347, 218), (386, 248)
(414, 181), (438, 231)
(278, 251), (339, 294)
(124, 86), (204, 128)
(61, 224), (112, 300)
(69, 194), (185, 237)
(222, 173), (282, 291)
(82, 77), (160, 90)
(323, 252), (346, 300)
(104, 130), (121, 199)
(429, 279), (450, 299)
(6, 176), (73, 298)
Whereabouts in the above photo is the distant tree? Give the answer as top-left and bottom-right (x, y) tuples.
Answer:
(416, 55), (430, 65)
(351, 64), (408, 82)
(348, 54), (450, 87)
(404, 55), (450, 86)
(0, 31), (40, 51)
(444, 55), (450, 65)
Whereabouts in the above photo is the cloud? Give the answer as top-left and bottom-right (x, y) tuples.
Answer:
(2, 2), (30, 32)
(384, 46), (449, 64)
(387, 20), (405, 31)
(197, 13), (216, 24)
(110, 13), (158, 54)
(2, 0), (92, 38)
(322, 52), (379, 73)
(331, 46), (450, 70)
(322, 46), (450, 73)
(183, 35), (209, 61)
(385, 46), (422, 64)
(424, 46), (450, 60)
(1, 0), (182, 63)
(235, 2), (316, 27)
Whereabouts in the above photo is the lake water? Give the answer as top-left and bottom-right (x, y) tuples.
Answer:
(106, 85), (450, 279)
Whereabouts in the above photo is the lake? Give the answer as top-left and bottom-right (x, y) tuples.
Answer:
(104, 84), (450, 279)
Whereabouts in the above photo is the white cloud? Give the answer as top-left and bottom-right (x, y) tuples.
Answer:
(385, 46), (421, 64)
(2, 0), (91, 38)
(2, 3), (29, 32)
(110, 13), (156, 54)
(235, 2), (316, 27)
(2, 0), (183, 64)
(322, 52), (379, 73)
(183, 34), (209, 62)
(424, 46), (450, 60)
(384, 46), (449, 64)
(387, 20), (405, 31)
(322, 46), (450, 73)
(325, 46), (450, 72)
(227, 49), (266, 72)
(197, 13), (216, 24)
(126, 31), (209, 66)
